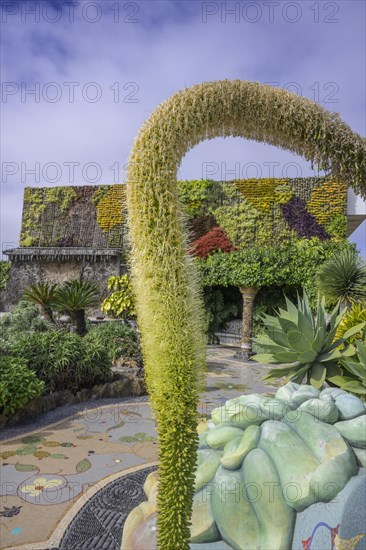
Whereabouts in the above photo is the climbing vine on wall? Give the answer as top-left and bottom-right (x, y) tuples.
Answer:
(95, 184), (127, 231)
(19, 175), (347, 251)
(183, 177), (347, 248)
(19, 185), (126, 249)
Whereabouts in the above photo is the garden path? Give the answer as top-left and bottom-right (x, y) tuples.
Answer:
(0, 346), (273, 550)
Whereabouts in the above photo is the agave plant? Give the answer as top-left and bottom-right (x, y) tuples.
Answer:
(317, 249), (366, 310)
(23, 282), (59, 323)
(252, 291), (364, 388)
(54, 280), (99, 336)
(330, 333), (366, 395)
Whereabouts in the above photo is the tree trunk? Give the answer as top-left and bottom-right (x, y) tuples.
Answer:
(73, 309), (87, 336)
(239, 286), (259, 358)
(42, 306), (54, 324)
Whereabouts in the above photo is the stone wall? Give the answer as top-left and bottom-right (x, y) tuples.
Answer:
(1, 252), (122, 311)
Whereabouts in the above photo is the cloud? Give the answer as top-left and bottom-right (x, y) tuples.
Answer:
(1, 0), (365, 257)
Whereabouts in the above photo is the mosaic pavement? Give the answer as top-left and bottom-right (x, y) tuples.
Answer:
(0, 346), (273, 549)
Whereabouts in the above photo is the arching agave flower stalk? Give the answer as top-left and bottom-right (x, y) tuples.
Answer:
(126, 80), (366, 549)
(253, 292), (365, 388)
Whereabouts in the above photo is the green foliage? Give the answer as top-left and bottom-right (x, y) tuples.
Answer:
(23, 282), (59, 323)
(0, 302), (50, 354)
(197, 240), (355, 303)
(177, 179), (210, 217)
(44, 187), (77, 212)
(252, 286), (299, 337)
(55, 280), (99, 311)
(54, 280), (99, 336)
(177, 180), (223, 217)
(0, 356), (44, 415)
(23, 282), (58, 305)
(85, 321), (141, 362)
(317, 249), (366, 308)
(0, 261), (10, 291)
(332, 334), (366, 395)
(325, 214), (347, 240)
(214, 183), (295, 248)
(101, 275), (136, 318)
(12, 331), (112, 393)
(20, 187), (77, 246)
(203, 287), (238, 343)
(335, 303), (366, 343)
(253, 292), (363, 388)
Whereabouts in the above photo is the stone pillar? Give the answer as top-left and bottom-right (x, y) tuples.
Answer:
(237, 286), (259, 359)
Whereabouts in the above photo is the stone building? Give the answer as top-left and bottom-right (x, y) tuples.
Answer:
(1, 185), (128, 311)
(2, 180), (365, 311)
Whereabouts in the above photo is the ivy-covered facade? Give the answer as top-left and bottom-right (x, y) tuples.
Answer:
(18, 176), (347, 250)
(2, 177), (348, 311)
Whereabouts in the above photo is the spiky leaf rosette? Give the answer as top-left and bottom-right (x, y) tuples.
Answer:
(126, 80), (366, 549)
(253, 292), (364, 388)
(23, 282), (59, 307)
(54, 280), (99, 311)
(317, 249), (366, 308)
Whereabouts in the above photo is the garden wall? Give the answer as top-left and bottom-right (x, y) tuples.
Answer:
(2, 248), (122, 311)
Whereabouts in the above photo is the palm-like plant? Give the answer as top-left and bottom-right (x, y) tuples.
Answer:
(317, 249), (366, 311)
(23, 282), (58, 323)
(54, 280), (99, 336)
(253, 291), (364, 388)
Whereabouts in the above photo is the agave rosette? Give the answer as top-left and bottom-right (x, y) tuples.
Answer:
(253, 293), (365, 388)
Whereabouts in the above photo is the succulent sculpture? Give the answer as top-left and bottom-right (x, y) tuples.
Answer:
(126, 80), (366, 548)
(253, 293), (365, 387)
(121, 383), (366, 550)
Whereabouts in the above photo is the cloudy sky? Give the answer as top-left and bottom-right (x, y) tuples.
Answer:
(1, 0), (365, 256)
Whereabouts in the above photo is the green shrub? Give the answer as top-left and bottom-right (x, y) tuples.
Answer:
(85, 321), (140, 362)
(12, 331), (112, 392)
(0, 301), (50, 334)
(101, 275), (136, 319)
(0, 301), (50, 355)
(0, 356), (44, 415)
(0, 261), (10, 291)
(203, 287), (238, 342)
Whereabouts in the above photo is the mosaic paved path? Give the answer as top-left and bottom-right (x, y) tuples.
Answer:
(0, 346), (273, 549)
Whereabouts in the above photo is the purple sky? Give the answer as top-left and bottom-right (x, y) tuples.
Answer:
(1, 0), (365, 257)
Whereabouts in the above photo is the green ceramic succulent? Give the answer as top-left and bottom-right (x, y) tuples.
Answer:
(121, 383), (366, 550)
(253, 292), (364, 388)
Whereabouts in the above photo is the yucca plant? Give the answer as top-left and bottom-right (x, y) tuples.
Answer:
(253, 291), (364, 388)
(329, 331), (366, 395)
(23, 282), (59, 324)
(317, 249), (366, 310)
(54, 280), (99, 336)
